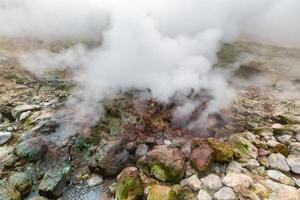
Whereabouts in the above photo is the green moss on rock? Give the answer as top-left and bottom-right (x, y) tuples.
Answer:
(208, 137), (233, 163)
(116, 167), (144, 200)
(147, 185), (176, 200)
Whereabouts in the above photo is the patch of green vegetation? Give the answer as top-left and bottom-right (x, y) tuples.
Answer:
(217, 43), (238, 66)
(75, 136), (91, 152)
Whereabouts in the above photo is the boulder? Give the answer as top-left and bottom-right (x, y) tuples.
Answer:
(190, 139), (214, 174)
(147, 185), (176, 200)
(89, 140), (129, 176)
(274, 143), (289, 156)
(174, 187), (196, 200)
(135, 144), (149, 158)
(290, 143), (300, 156)
(137, 145), (185, 183)
(87, 174), (103, 187)
(11, 105), (41, 120)
(230, 135), (258, 159)
(222, 173), (253, 188)
(268, 187), (299, 200)
(200, 174), (222, 191)
(213, 187), (236, 200)
(197, 190), (212, 200)
(267, 170), (294, 186)
(287, 155), (300, 174)
(116, 167), (144, 200)
(207, 138), (233, 163)
(39, 165), (71, 198)
(0, 180), (21, 200)
(15, 138), (47, 161)
(268, 153), (290, 172)
(8, 172), (32, 195)
(180, 175), (202, 191)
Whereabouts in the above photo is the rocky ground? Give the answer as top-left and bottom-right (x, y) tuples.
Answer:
(0, 38), (300, 200)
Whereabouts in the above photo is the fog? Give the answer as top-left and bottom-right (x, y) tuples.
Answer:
(1, 0), (299, 135)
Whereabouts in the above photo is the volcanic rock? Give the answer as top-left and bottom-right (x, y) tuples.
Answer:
(222, 173), (253, 188)
(11, 104), (41, 120)
(116, 167), (144, 200)
(0, 180), (21, 200)
(267, 170), (294, 186)
(147, 185), (176, 200)
(287, 155), (300, 174)
(8, 172), (32, 195)
(197, 190), (212, 200)
(39, 165), (71, 198)
(190, 139), (214, 175)
(268, 153), (290, 172)
(180, 175), (202, 191)
(230, 135), (258, 159)
(137, 145), (185, 183)
(0, 131), (12, 145)
(201, 174), (222, 191)
(214, 187), (236, 200)
(89, 140), (129, 176)
(207, 138), (233, 163)
(15, 138), (47, 161)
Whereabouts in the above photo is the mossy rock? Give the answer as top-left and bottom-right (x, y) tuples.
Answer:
(39, 164), (71, 198)
(138, 145), (185, 183)
(147, 185), (176, 200)
(8, 172), (32, 195)
(208, 138), (233, 163)
(15, 138), (47, 161)
(230, 135), (258, 159)
(173, 186), (196, 200)
(0, 180), (21, 200)
(274, 143), (289, 157)
(217, 43), (238, 66)
(117, 176), (144, 200)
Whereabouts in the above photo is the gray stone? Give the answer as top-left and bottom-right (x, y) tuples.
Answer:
(135, 144), (149, 157)
(289, 142), (300, 156)
(89, 141), (129, 176)
(268, 153), (290, 172)
(287, 155), (300, 174)
(11, 104), (41, 119)
(200, 174), (222, 191)
(39, 165), (71, 198)
(277, 135), (292, 145)
(267, 170), (294, 186)
(87, 174), (103, 187)
(222, 173), (253, 188)
(214, 187), (236, 200)
(240, 159), (260, 169)
(267, 140), (280, 148)
(0, 131), (11, 145)
(180, 175), (202, 191)
(197, 189), (212, 200)
(226, 161), (243, 174)
(19, 111), (31, 121)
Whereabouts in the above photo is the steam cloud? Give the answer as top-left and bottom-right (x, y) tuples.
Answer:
(0, 0), (299, 136)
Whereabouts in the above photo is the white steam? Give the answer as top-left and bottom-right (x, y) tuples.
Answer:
(1, 0), (299, 135)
